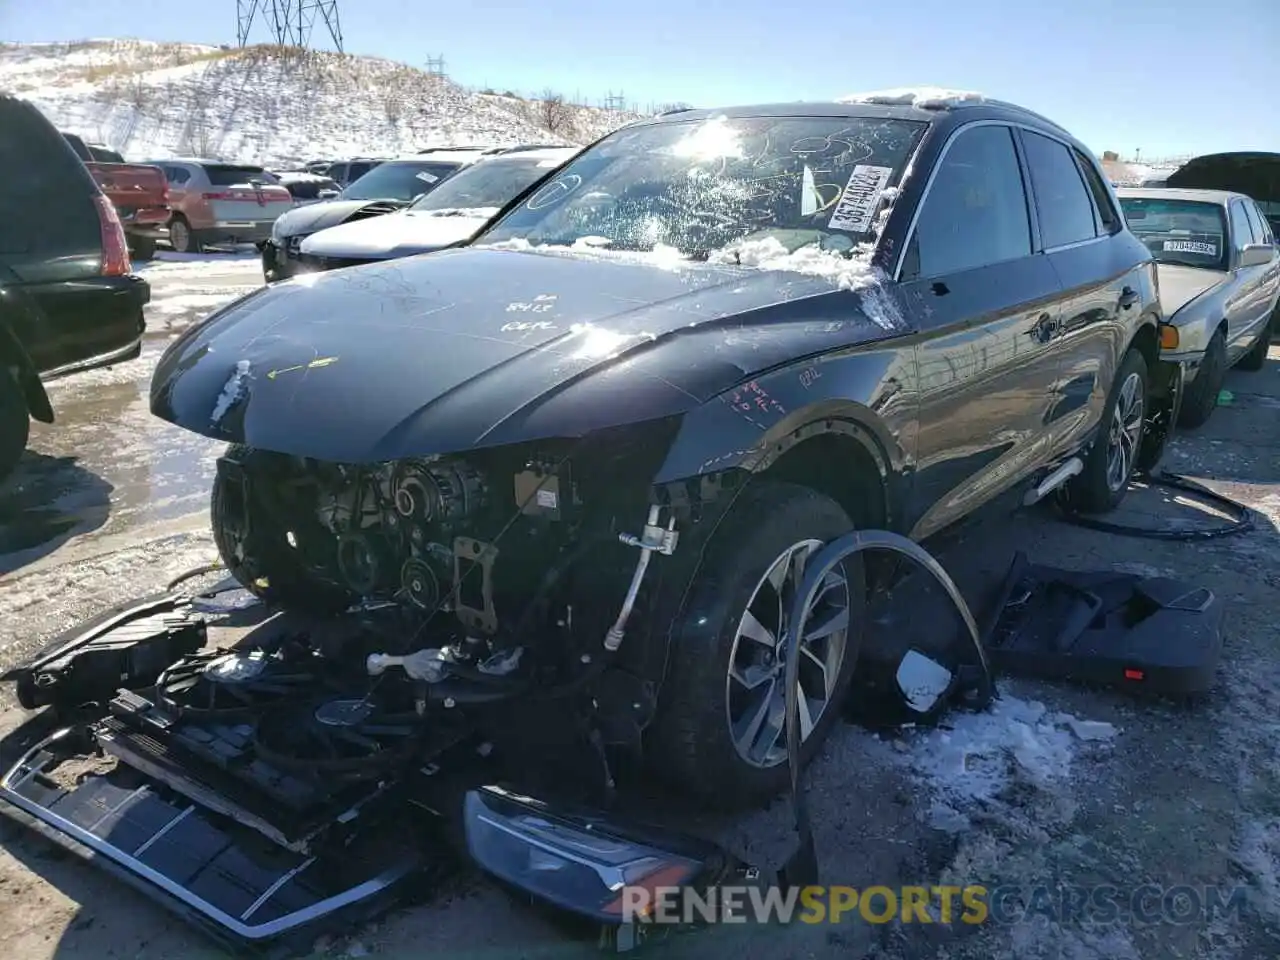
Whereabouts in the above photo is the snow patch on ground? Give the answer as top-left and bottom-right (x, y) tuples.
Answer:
(895, 691), (1117, 829)
(837, 87), (985, 109)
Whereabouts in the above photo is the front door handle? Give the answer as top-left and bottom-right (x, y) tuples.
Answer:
(1119, 286), (1139, 310)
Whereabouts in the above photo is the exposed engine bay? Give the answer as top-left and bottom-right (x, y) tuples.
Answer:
(215, 425), (689, 709)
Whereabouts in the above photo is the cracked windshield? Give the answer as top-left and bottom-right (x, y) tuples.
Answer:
(479, 115), (926, 260)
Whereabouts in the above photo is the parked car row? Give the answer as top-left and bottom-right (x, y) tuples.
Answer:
(263, 145), (578, 280)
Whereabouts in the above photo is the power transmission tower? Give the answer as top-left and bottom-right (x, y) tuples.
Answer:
(604, 91), (626, 111)
(425, 55), (446, 77)
(236, 0), (344, 52)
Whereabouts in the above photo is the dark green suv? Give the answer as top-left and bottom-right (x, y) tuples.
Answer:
(0, 95), (149, 483)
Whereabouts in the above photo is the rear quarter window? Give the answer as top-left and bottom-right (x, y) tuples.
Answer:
(0, 100), (98, 254)
(202, 164), (269, 186)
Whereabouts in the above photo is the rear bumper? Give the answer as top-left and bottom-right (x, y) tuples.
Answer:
(37, 274), (148, 381)
(207, 222), (276, 245)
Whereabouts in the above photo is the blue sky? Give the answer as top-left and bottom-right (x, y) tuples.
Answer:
(3, 0), (1277, 158)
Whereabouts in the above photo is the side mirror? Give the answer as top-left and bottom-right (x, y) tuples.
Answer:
(1239, 243), (1274, 268)
(894, 649), (956, 716)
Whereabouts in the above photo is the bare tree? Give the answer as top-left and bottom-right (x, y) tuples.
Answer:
(539, 88), (572, 134)
(125, 75), (153, 112)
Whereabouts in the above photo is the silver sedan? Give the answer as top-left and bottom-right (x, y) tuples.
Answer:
(1117, 187), (1280, 428)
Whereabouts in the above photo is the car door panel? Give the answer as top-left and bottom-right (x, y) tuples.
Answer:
(894, 122), (1065, 539)
(905, 256), (1064, 538)
(1018, 132), (1134, 455)
(1225, 199), (1267, 356)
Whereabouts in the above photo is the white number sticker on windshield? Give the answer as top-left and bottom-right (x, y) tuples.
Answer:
(415, 171), (440, 184)
(827, 164), (894, 233)
(1163, 239), (1217, 256)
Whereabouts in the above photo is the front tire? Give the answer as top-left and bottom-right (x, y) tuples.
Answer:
(1065, 347), (1149, 514)
(650, 481), (864, 808)
(0, 366), (30, 485)
(210, 445), (352, 613)
(1178, 328), (1225, 429)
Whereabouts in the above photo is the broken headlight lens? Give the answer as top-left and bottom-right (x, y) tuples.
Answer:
(463, 786), (706, 922)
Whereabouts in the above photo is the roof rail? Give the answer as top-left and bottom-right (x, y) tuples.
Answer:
(493, 143), (572, 154)
(416, 144), (495, 154)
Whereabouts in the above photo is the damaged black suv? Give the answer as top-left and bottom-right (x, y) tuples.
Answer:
(149, 93), (1173, 805)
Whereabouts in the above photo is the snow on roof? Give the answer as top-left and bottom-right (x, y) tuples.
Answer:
(836, 87), (985, 110)
(273, 171), (335, 183)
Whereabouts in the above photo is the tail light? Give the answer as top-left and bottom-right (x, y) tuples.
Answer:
(202, 191), (231, 200)
(92, 194), (131, 277)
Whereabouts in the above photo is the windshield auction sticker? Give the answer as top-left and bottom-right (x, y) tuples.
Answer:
(828, 164), (894, 233)
(1163, 239), (1217, 256)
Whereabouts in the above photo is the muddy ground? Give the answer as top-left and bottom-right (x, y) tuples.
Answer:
(0, 258), (1276, 959)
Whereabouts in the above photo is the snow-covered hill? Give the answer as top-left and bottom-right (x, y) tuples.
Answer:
(0, 39), (645, 165)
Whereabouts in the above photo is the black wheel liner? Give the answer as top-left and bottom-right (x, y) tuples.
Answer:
(777, 530), (993, 887)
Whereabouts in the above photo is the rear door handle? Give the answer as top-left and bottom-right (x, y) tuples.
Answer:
(1119, 287), (1139, 310)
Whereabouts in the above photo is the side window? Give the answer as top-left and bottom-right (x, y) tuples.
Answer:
(166, 166), (190, 185)
(350, 162), (373, 180)
(1229, 201), (1255, 248)
(1073, 148), (1120, 234)
(1021, 131), (1098, 248)
(327, 162), (347, 182)
(1243, 201), (1270, 245)
(906, 125), (1032, 279)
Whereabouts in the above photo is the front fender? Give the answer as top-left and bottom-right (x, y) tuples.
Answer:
(654, 344), (914, 492)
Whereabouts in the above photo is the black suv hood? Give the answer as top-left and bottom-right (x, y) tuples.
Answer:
(150, 246), (904, 463)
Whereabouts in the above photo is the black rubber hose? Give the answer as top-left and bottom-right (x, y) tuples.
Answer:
(780, 530), (992, 886)
(1057, 472), (1252, 541)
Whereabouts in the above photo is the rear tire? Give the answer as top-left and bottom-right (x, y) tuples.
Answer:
(1064, 347), (1148, 514)
(0, 366), (29, 485)
(1178, 329), (1225, 429)
(128, 235), (156, 261)
(210, 445), (353, 614)
(649, 480), (864, 809)
(1237, 318), (1272, 371)
(168, 215), (201, 254)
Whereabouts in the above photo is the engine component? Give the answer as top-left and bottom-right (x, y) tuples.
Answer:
(513, 465), (568, 521)
(368, 649), (449, 683)
(156, 647), (327, 721)
(392, 461), (487, 527)
(605, 505), (679, 652)
(453, 537), (499, 634)
(400, 558), (440, 610)
(9, 595), (207, 711)
(253, 693), (424, 779)
(336, 532), (386, 594)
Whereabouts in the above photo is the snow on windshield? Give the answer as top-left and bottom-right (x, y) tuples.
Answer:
(476, 114), (927, 265)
